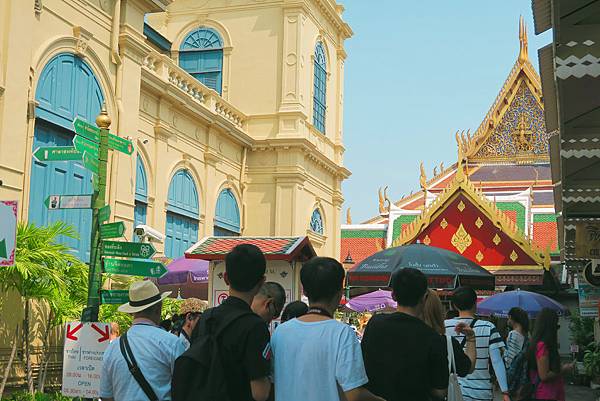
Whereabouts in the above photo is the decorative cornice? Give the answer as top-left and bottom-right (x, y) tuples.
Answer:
(72, 26), (93, 58)
(392, 172), (549, 269)
(119, 27), (153, 65)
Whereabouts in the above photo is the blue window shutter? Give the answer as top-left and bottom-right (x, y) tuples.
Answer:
(135, 155), (148, 202)
(179, 28), (224, 94)
(29, 53), (103, 262)
(310, 209), (324, 235)
(313, 43), (327, 134)
(165, 169), (200, 257)
(214, 189), (240, 234)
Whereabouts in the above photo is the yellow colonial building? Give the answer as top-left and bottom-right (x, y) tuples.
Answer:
(0, 0), (352, 259)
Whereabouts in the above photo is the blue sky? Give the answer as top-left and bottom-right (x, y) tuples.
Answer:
(340, 1), (552, 223)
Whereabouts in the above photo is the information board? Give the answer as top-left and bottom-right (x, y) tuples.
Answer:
(0, 201), (17, 266)
(61, 322), (111, 398)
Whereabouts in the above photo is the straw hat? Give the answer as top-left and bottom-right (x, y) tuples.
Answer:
(118, 281), (171, 314)
(179, 298), (208, 315)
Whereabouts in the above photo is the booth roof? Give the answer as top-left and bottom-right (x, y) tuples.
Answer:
(185, 236), (316, 261)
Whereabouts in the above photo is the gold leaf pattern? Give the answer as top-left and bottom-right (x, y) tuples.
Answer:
(457, 200), (466, 212)
(451, 223), (472, 254)
(493, 233), (501, 246)
(476, 250), (484, 262)
(423, 235), (431, 245)
(440, 218), (448, 229)
(510, 250), (518, 262)
(475, 217), (483, 229)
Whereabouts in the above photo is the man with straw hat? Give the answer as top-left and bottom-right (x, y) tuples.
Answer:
(100, 280), (186, 401)
(178, 297), (208, 349)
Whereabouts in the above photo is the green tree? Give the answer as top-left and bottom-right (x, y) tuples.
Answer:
(0, 222), (87, 395)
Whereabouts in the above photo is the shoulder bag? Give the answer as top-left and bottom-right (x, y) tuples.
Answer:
(446, 335), (465, 401)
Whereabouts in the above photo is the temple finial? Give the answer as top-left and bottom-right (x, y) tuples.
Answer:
(346, 207), (352, 225)
(419, 162), (427, 190)
(378, 187), (385, 214)
(518, 15), (529, 63)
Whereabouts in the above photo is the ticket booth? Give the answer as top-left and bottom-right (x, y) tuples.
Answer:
(185, 236), (316, 314)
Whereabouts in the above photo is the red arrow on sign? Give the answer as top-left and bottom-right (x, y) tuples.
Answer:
(91, 323), (110, 343)
(66, 323), (83, 341)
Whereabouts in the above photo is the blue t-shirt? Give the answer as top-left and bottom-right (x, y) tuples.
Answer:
(271, 318), (368, 401)
(100, 323), (186, 401)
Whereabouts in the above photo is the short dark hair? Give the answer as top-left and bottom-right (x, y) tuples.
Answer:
(258, 281), (286, 317)
(301, 257), (345, 303)
(225, 244), (266, 292)
(451, 286), (477, 311)
(390, 268), (428, 307)
(508, 307), (530, 332)
(281, 301), (309, 322)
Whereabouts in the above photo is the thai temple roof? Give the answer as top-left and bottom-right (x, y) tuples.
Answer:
(342, 18), (559, 287)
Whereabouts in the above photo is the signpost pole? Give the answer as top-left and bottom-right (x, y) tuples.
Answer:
(82, 105), (110, 323)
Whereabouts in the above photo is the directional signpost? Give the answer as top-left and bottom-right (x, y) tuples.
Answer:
(33, 146), (82, 162)
(73, 135), (99, 158)
(108, 134), (134, 155)
(98, 205), (110, 223)
(99, 222), (125, 239)
(83, 152), (99, 174)
(102, 241), (156, 258)
(45, 195), (93, 210)
(100, 290), (129, 304)
(74, 118), (100, 143)
(103, 258), (167, 278)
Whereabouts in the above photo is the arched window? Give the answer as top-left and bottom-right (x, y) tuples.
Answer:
(134, 155), (148, 241)
(165, 170), (199, 257)
(310, 209), (324, 235)
(214, 189), (241, 236)
(179, 28), (224, 94)
(313, 42), (327, 133)
(29, 53), (104, 262)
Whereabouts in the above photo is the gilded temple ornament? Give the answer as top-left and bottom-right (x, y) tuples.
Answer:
(451, 223), (472, 254)
(475, 217), (483, 229)
(423, 235), (431, 246)
(493, 233), (501, 246)
(457, 200), (466, 212)
(440, 218), (448, 229)
(510, 250), (518, 262)
(476, 250), (484, 263)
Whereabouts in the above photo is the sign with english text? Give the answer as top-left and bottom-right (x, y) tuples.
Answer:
(61, 322), (111, 398)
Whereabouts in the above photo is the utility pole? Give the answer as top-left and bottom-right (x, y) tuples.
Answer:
(81, 105), (111, 323)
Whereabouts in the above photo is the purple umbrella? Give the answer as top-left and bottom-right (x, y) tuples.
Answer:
(155, 257), (208, 300)
(477, 289), (570, 318)
(346, 290), (397, 313)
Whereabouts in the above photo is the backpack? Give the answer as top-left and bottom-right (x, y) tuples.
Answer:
(507, 337), (534, 401)
(171, 307), (253, 401)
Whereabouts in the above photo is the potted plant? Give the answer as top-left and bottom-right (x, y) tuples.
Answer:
(583, 343), (600, 388)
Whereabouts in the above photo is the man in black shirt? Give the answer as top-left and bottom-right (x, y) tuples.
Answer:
(183, 244), (271, 401)
(361, 268), (448, 401)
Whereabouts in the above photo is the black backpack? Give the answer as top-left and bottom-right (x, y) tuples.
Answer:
(171, 307), (253, 401)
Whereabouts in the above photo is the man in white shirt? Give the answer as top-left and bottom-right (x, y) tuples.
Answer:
(271, 257), (385, 401)
(100, 281), (186, 401)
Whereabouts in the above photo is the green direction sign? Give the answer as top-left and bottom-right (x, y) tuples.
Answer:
(102, 241), (156, 258)
(73, 135), (99, 158)
(100, 290), (129, 304)
(103, 258), (167, 278)
(44, 194), (92, 210)
(100, 222), (125, 239)
(33, 146), (82, 162)
(108, 134), (134, 155)
(98, 205), (111, 223)
(73, 118), (100, 143)
(83, 152), (99, 174)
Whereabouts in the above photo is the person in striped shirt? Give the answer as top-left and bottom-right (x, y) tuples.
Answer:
(444, 287), (510, 401)
(504, 307), (529, 368)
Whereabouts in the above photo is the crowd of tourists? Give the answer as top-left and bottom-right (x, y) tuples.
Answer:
(99, 244), (571, 401)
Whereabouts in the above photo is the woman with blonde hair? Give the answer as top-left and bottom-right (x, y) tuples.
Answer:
(422, 289), (476, 377)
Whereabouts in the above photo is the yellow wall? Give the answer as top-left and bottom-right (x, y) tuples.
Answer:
(0, 0), (351, 258)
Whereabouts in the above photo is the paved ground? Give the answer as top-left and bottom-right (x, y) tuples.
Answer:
(493, 384), (598, 400)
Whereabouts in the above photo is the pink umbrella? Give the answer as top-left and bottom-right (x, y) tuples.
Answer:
(346, 289), (397, 313)
(155, 257), (208, 300)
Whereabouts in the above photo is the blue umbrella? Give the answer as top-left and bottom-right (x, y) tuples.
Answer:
(477, 289), (569, 318)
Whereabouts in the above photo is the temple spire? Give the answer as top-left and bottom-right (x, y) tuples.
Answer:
(518, 15), (529, 64)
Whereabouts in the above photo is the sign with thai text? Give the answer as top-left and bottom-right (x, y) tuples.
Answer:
(61, 322), (111, 398)
(576, 223), (600, 258)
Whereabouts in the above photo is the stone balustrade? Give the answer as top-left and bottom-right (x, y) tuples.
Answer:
(142, 50), (247, 130)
